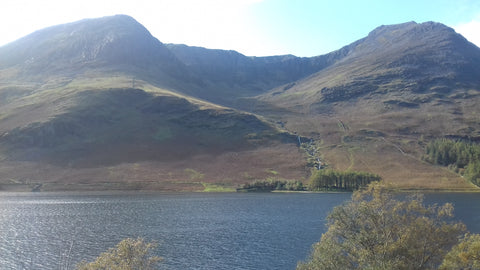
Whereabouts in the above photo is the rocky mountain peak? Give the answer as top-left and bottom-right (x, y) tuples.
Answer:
(0, 14), (183, 80)
(1, 16), (480, 191)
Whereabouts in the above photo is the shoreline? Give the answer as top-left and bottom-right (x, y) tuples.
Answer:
(1, 182), (479, 194)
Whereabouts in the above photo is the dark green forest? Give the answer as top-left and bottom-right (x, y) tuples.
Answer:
(239, 169), (380, 192)
(308, 170), (381, 191)
(239, 178), (305, 192)
(424, 138), (480, 186)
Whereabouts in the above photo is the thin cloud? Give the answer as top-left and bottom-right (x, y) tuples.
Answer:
(454, 18), (480, 48)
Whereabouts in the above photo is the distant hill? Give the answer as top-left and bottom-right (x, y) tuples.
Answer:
(0, 15), (191, 84)
(0, 15), (303, 191)
(256, 21), (480, 190)
(165, 44), (348, 104)
(0, 15), (479, 191)
(260, 21), (480, 109)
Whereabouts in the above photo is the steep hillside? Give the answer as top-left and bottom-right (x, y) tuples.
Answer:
(1, 16), (479, 191)
(166, 44), (346, 103)
(257, 22), (480, 190)
(0, 79), (305, 191)
(261, 21), (480, 110)
(0, 16), (306, 191)
(0, 15), (194, 85)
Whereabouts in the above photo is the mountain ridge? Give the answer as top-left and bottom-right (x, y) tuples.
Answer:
(1, 15), (479, 191)
(0, 15), (198, 93)
(259, 21), (480, 110)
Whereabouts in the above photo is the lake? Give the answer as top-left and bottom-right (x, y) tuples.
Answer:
(0, 192), (479, 270)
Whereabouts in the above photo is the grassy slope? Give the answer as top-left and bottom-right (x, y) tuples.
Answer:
(0, 76), (307, 191)
(254, 23), (480, 191)
(2, 19), (479, 191)
(273, 93), (480, 190)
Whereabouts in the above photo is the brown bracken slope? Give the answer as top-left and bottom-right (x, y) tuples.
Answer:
(1, 16), (479, 191)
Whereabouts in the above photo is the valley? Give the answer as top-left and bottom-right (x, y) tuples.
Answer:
(0, 15), (479, 191)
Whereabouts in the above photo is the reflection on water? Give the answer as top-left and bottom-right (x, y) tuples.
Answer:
(0, 192), (350, 270)
(423, 192), (480, 230)
(0, 192), (478, 270)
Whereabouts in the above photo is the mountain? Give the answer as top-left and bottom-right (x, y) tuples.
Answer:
(0, 15), (304, 191)
(0, 16), (479, 191)
(257, 21), (480, 190)
(165, 44), (348, 104)
(260, 21), (480, 109)
(0, 15), (191, 83)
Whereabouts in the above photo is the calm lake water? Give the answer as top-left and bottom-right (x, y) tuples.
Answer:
(0, 192), (479, 270)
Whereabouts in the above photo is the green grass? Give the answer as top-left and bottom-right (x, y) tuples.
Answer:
(201, 183), (236, 192)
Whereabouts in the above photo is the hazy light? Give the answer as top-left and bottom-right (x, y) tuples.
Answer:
(1, 0), (480, 56)
(454, 18), (480, 48)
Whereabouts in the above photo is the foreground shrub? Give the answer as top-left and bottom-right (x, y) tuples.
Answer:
(440, 233), (480, 270)
(297, 182), (466, 270)
(76, 238), (162, 270)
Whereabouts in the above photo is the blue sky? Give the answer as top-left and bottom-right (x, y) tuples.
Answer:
(1, 0), (479, 57)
